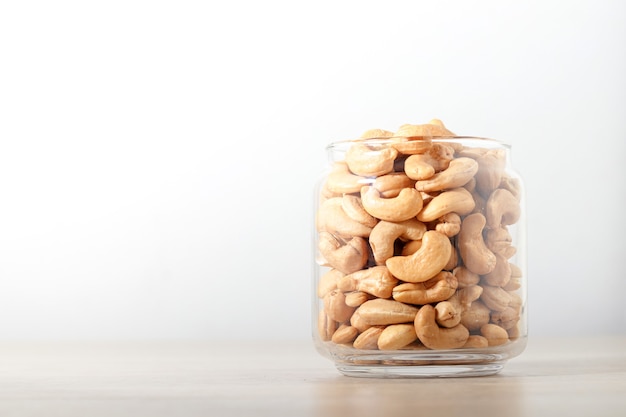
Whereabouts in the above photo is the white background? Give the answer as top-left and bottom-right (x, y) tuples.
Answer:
(0, 0), (624, 340)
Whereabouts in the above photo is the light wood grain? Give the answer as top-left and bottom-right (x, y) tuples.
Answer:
(0, 337), (624, 417)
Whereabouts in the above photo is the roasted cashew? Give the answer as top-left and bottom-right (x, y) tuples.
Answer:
(323, 289), (356, 323)
(378, 324), (418, 350)
(392, 271), (458, 305)
(480, 285), (512, 312)
(353, 326), (384, 350)
(325, 162), (371, 194)
(482, 253), (512, 287)
(433, 212), (462, 237)
(357, 298), (419, 326)
(372, 173), (415, 198)
(485, 226), (513, 255)
(317, 269), (343, 298)
(318, 310), (337, 342)
(463, 335), (489, 348)
(360, 128), (394, 139)
(435, 301), (461, 328)
(458, 213), (497, 275)
(386, 230), (452, 283)
(369, 219), (427, 265)
(317, 232), (369, 274)
(474, 149), (506, 198)
(341, 194), (378, 228)
(480, 323), (509, 346)
(416, 187), (475, 223)
(486, 188), (521, 229)
(345, 143), (398, 177)
(414, 157), (479, 192)
(360, 186), (423, 222)
(337, 266), (399, 299)
(344, 291), (371, 307)
(490, 307), (520, 330)
(460, 300), (491, 331)
(331, 324), (359, 344)
(317, 197), (373, 238)
(414, 304), (470, 349)
(453, 266), (480, 288)
(404, 143), (455, 180)
(442, 285), (484, 330)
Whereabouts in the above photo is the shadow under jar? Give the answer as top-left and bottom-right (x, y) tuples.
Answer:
(312, 136), (527, 378)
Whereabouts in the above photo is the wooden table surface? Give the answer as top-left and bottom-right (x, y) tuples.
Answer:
(0, 337), (624, 417)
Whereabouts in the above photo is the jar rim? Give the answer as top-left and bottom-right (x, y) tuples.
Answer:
(327, 136), (511, 150)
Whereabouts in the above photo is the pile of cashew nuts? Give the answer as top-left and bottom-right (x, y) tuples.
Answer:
(316, 120), (523, 351)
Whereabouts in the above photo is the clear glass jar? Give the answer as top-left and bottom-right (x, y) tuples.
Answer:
(312, 136), (527, 377)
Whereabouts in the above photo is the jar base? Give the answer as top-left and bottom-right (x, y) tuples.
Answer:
(336, 362), (505, 378)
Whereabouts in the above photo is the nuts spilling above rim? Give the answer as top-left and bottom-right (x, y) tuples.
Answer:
(316, 119), (523, 351)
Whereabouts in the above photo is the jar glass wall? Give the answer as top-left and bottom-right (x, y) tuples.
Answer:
(312, 136), (527, 378)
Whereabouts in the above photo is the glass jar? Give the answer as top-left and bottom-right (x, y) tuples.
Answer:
(312, 135), (527, 377)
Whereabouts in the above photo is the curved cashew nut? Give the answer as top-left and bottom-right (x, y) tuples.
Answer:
(337, 266), (399, 298)
(331, 324), (359, 344)
(317, 269), (343, 298)
(458, 213), (497, 275)
(353, 326), (384, 350)
(372, 173), (415, 198)
(317, 197), (373, 238)
(490, 307), (520, 330)
(360, 128), (394, 139)
(414, 157), (478, 192)
(480, 285), (512, 312)
(452, 266), (480, 288)
(404, 143), (455, 180)
(345, 143), (398, 177)
(414, 304), (469, 349)
(485, 226), (513, 255)
(435, 301), (461, 328)
(369, 219), (427, 265)
(386, 230), (452, 283)
(323, 289), (355, 323)
(486, 188), (521, 229)
(325, 162), (371, 194)
(434, 212), (462, 237)
(482, 253), (512, 287)
(416, 187), (475, 223)
(360, 186), (423, 222)
(459, 300), (491, 331)
(318, 310), (337, 341)
(341, 194), (378, 228)
(475, 149), (506, 198)
(392, 271), (458, 305)
(317, 232), (369, 274)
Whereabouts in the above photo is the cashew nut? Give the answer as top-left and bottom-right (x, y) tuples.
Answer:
(475, 149), (506, 198)
(433, 212), (462, 237)
(317, 197), (373, 238)
(386, 230), (452, 283)
(341, 194), (378, 228)
(331, 324), (359, 344)
(485, 226), (513, 256)
(378, 324), (418, 350)
(414, 304), (470, 350)
(459, 300), (491, 331)
(416, 187), (475, 222)
(344, 291), (371, 307)
(357, 298), (419, 326)
(490, 307), (520, 330)
(337, 266), (399, 299)
(452, 266), (480, 288)
(485, 188), (521, 229)
(345, 143), (398, 177)
(369, 219), (427, 264)
(392, 271), (458, 305)
(360, 186), (423, 222)
(323, 289), (356, 323)
(463, 335), (489, 348)
(435, 301), (461, 328)
(360, 128), (394, 139)
(325, 162), (371, 194)
(480, 285), (512, 312)
(480, 323), (509, 346)
(372, 173), (415, 198)
(317, 269), (343, 298)
(404, 143), (455, 180)
(317, 232), (369, 274)
(482, 253), (512, 287)
(414, 157), (479, 192)
(318, 310), (337, 342)
(353, 326), (384, 350)
(458, 213), (497, 275)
